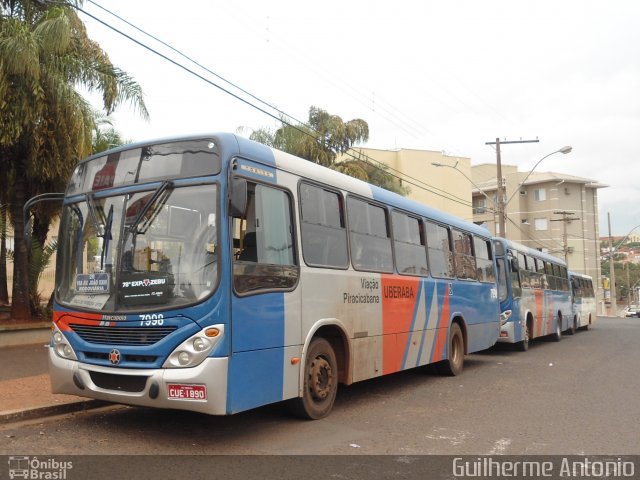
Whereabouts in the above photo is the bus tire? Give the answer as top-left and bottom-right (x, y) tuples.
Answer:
(437, 323), (464, 376)
(517, 321), (531, 352)
(552, 317), (562, 342)
(290, 338), (338, 420)
(568, 317), (577, 335)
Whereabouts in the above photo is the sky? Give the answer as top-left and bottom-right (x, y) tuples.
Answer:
(78, 0), (640, 236)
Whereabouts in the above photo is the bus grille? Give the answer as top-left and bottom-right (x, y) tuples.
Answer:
(69, 324), (177, 346)
(89, 371), (148, 392)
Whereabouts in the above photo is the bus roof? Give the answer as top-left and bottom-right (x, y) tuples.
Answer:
(493, 237), (567, 266)
(568, 271), (593, 281)
(80, 132), (493, 239)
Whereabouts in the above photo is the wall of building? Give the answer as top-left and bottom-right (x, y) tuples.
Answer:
(343, 148), (474, 220)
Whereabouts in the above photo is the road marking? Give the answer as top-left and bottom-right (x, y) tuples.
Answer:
(424, 427), (470, 446)
(488, 438), (512, 454)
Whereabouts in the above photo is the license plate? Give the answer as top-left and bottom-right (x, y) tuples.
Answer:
(167, 384), (207, 401)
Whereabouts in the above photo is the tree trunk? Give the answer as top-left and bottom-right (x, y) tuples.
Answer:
(0, 158), (9, 306)
(0, 204), (8, 306)
(10, 162), (32, 321)
(33, 214), (50, 251)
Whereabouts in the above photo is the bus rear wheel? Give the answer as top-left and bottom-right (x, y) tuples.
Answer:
(552, 317), (562, 342)
(290, 338), (338, 420)
(437, 323), (464, 376)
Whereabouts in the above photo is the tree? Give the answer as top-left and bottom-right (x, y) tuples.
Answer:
(0, 0), (148, 320)
(92, 111), (129, 154)
(247, 106), (408, 195)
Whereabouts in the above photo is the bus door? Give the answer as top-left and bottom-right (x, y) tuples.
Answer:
(228, 177), (301, 413)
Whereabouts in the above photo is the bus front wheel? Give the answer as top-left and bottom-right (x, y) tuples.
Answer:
(437, 323), (464, 376)
(517, 321), (531, 352)
(290, 338), (338, 420)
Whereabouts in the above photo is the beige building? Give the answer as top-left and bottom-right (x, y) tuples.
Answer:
(471, 164), (606, 302)
(344, 147), (474, 221)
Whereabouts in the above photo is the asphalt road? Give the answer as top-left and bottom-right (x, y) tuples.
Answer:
(1, 317), (639, 456)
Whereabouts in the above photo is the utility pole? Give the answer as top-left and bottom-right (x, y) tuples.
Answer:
(626, 262), (631, 310)
(552, 210), (580, 266)
(608, 212), (617, 315)
(485, 138), (539, 237)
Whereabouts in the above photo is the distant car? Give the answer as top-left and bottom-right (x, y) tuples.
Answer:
(624, 306), (640, 317)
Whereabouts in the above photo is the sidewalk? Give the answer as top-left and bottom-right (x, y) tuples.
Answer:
(0, 321), (109, 424)
(0, 372), (108, 424)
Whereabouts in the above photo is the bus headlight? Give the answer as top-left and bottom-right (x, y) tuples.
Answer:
(500, 310), (512, 326)
(52, 324), (78, 361)
(163, 325), (224, 368)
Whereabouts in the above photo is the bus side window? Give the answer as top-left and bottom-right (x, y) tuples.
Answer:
(299, 182), (348, 269)
(347, 197), (393, 273)
(510, 252), (522, 298)
(392, 211), (428, 276)
(425, 221), (455, 279)
(474, 237), (495, 284)
(452, 229), (477, 280)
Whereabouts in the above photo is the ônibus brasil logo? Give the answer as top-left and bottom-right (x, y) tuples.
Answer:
(8, 456), (73, 479)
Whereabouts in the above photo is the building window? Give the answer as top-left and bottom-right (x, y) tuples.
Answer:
(533, 188), (546, 201)
(473, 198), (486, 214)
(534, 218), (548, 231)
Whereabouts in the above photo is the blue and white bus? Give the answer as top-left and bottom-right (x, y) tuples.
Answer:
(47, 133), (500, 419)
(569, 271), (596, 332)
(493, 237), (572, 351)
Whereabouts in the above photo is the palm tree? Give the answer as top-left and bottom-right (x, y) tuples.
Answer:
(0, 0), (148, 320)
(247, 106), (408, 195)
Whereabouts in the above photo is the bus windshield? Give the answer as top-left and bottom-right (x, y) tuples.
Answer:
(57, 183), (219, 313)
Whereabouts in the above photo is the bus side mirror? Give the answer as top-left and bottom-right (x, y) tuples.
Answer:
(229, 177), (247, 217)
(510, 258), (519, 272)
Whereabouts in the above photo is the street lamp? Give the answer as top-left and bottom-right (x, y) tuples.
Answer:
(431, 161), (496, 211)
(504, 145), (573, 208)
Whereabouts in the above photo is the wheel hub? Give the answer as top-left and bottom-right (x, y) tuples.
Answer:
(309, 357), (333, 400)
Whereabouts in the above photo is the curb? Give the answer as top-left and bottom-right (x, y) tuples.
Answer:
(0, 322), (51, 348)
(0, 399), (112, 425)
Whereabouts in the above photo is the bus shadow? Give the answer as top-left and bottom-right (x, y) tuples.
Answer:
(70, 356), (497, 451)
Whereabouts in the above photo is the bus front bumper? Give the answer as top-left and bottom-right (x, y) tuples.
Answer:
(48, 347), (229, 415)
(496, 320), (523, 344)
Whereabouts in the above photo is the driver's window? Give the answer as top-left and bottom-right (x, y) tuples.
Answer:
(232, 181), (299, 295)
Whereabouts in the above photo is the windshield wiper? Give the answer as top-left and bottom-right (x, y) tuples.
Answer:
(127, 180), (174, 235)
(85, 193), (106, 237)
(100, 204), (114, 271)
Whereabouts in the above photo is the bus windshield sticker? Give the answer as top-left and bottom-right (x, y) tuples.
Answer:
(75, 273), (110, 294)
(68, 293), (110, 310)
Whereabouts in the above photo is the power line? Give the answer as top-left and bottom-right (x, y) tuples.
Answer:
(76, 2), (474, 208)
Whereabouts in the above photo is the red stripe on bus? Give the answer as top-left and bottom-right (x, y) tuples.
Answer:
(381, 275), (420, 374)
